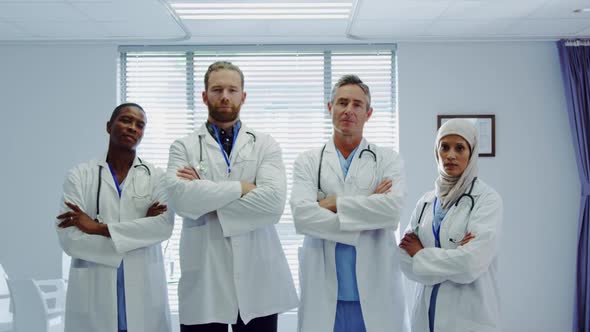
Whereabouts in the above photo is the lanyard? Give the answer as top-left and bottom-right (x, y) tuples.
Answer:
(431, 197), (441, 248)
(107, 163), (123, 198)
(211, 123), (239, 174)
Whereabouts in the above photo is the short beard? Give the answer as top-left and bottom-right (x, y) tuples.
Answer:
(208, 104), (241, 123)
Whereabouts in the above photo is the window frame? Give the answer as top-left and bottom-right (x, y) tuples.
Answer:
(119, 44), (398, 312)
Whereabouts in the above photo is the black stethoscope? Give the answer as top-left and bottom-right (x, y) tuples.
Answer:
(195, 131), (256, 174)
(96, 157), (151, 216)
(414, 177), (478, 243)
(317, 143), (377, 199)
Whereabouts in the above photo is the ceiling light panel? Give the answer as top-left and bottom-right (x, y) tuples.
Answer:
(528, 0), (590, 19)
(171, 2), (352, 20)
(441, 0), (546, 20)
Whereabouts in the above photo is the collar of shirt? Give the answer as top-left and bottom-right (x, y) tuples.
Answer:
(335, 146), (359, 179)
(206, 120), (242, 156)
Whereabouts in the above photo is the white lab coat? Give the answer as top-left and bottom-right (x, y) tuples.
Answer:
(290, 138), (408, 332)
(165, 123), (298, 325)
(56, 155), (173, 332)
(399, 179), (502, 332)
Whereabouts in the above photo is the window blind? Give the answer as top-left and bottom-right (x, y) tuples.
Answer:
(120, 46), (397, 312)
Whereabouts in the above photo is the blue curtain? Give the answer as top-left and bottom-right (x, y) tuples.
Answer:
(558, 40), (590, 331)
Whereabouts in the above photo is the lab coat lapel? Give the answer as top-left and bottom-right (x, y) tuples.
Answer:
(344, 138), (369, 184)
(324, 139), (345, 185)
(98, 154), (118, 194)
(195, 124), (227, 179)
(231, 123), (255, 164)
(196, 123), (220, 151)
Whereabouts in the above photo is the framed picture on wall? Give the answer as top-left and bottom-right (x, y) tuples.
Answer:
(437, 114), (496, 157)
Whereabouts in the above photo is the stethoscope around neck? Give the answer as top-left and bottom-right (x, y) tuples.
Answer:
(96, 157), (151, 216)
(195, 130), (256, 174)
(317, 143), (377, 196)
(415, 177), (478, 235)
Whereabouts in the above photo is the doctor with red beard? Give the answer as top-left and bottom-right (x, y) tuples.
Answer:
(164, 61), (297, 332)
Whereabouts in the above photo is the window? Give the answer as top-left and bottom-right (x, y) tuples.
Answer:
(119, 45), (398, 312)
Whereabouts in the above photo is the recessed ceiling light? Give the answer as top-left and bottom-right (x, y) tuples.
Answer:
(171, 2), (353, 20)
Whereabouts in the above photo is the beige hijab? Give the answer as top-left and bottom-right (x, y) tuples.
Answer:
(435, 119), (479, 210)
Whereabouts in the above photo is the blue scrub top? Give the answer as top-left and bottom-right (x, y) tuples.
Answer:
(108, 164), (127, 331)
(429, 197), (448, 332)
(335, 147), (360, 301)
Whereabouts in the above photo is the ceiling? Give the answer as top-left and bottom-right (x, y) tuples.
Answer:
(0, 0), (588, 43)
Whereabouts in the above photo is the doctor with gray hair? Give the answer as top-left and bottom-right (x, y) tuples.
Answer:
(291, 74), (408, 332)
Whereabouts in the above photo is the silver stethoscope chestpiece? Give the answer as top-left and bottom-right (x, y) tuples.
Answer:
(196, 162), (208, 174)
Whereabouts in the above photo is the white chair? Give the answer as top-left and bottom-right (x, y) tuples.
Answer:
(6, 277), (66, 332)
(0, 264), (13, 332)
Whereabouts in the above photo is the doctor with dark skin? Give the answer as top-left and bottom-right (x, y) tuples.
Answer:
(57, 104), (166, 231)
(56, 103), (173, 332)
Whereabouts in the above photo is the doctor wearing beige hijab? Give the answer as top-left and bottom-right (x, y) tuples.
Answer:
(399, 119), (503, 332)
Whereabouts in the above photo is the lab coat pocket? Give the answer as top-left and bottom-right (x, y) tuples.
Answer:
(66, 263), (90, 313)
(147, 260), (167, 306)
(179, 224), (205, 272)
(232, 156), (257, 182)
(447, 230), (465, 248)
(132, 171), (152, 198)
(446, 213), (469, 247)
(133, 196), (152, 215)
(298, 240), (321, 295)
(351, 168), (376, 192)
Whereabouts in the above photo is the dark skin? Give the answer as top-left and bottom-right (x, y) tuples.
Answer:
(57, 106), (167, 237)
(399, 232), (475, 257)
(399, 135), (476, 257)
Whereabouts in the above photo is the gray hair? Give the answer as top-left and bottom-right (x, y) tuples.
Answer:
(329, 74), (371, 110)
(204, 61), (245, 90)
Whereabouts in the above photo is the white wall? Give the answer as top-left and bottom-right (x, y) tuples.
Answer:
(0, 42), (579, 331)
(0, 44), (118, 279)
(397, 42), (579, 332)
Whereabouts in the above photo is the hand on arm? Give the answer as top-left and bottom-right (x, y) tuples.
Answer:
(215, 136), (285, 237)
(318, 195), (337, 212)
(409, 191), (502, 284)
(373, 178), (392, 194)
(176, 165), (255, 198)
(317, 178), (393, 215)
(166, 141), (242, 220)
(146, 201), (167, 217)
(57, 200), (168, 238)
(457, 232), (475, 246)
(290, 151), (359, 245)
(240, 181), (256, 197)
(399, 232), (424, 257)
(336, 150), (406, 232)
(57, 202), (110, 237)
(319, 167), (390, 213)
(177, 166), (200, 181)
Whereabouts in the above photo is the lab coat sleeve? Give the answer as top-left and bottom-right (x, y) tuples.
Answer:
(165, 139), (242, 219)
(216, 137), (286, 237)
(398, 200), (448, 286)
(290, 152), (359, 246)
(337, 150), (406, 232)
(108, 167), (175, 253)
(411, 191), (503, 284)
(55, 166), (123, 268)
